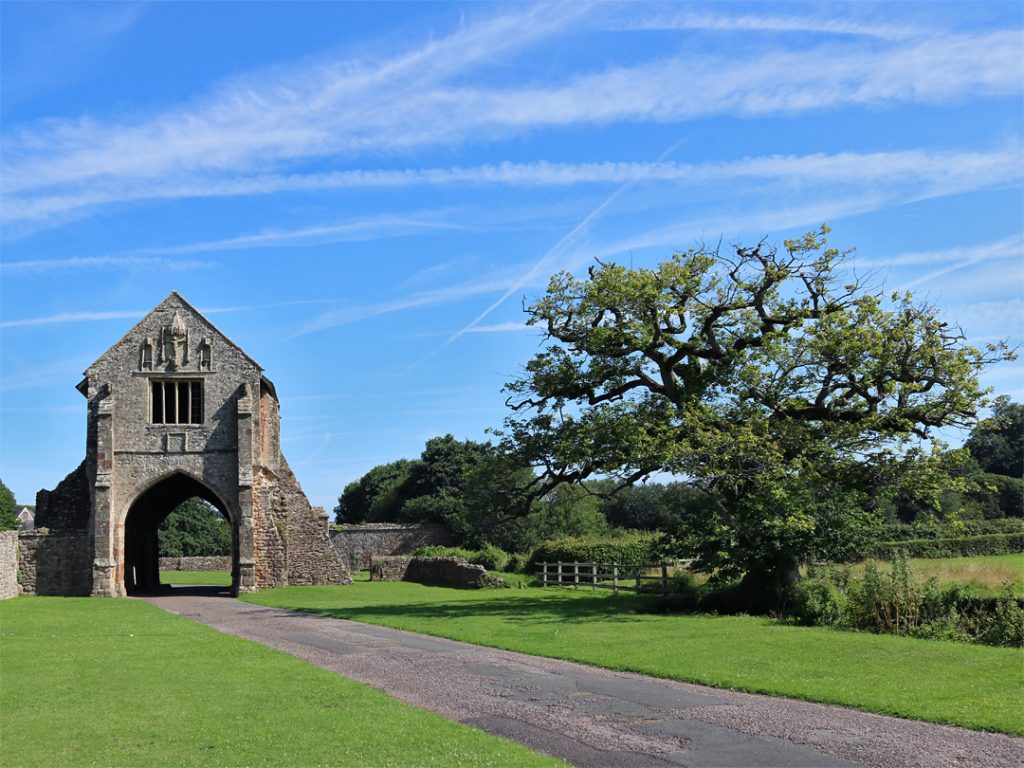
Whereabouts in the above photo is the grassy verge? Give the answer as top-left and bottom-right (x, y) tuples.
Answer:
(831, 553), (1023, 597)
(161, 569), (231, 586)
(244, 581), (1024, 735)
(0, 597), (563, 768)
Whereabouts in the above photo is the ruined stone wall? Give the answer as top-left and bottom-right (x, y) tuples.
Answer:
(0, 531), (18, 600)
(158, 556), (232, 571)
(372, 556), (502, 588)
(17, 529), (92, 596)
(371, 555), (411, 582)
(34, 461), (90, 531)
(279, 456), (350, 586)
(331, 523), (454, 570)
(252, 467), (287, 588)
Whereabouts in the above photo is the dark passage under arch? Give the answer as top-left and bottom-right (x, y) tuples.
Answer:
(124, 473), (237, 595)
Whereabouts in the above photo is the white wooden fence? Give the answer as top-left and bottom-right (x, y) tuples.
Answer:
(535, 561), (678, 595)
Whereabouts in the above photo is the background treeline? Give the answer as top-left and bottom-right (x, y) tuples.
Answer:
(333, 399), (1023, 560)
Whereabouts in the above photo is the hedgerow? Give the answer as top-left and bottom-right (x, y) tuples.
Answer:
(527, 531), (666, 571)
(869, 533), (1024, 559)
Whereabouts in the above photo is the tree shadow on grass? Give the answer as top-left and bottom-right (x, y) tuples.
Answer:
(278, 589), (663, 626)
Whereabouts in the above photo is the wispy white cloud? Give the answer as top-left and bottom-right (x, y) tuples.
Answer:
(138, 215), (463, 255)
(7, 146), (1020, 226)
(3, 5), (1019, 230)
(942, 298), (1024, 338)
(902, 235), (1024, 288)
(465, 322), (529, 333)
(293, 273), (524, 337)
(0, 309), (151, 329)
(0, 254), (214, 275)
(851, 233), (1021, 266)
(0, 299), (339, 330)
(623, 10), (924, 40)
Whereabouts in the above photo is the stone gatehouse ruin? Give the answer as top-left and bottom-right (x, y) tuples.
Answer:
(29, 292), (350, 596)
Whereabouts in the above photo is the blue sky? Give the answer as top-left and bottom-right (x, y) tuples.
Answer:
(1, 1), (1022, 509)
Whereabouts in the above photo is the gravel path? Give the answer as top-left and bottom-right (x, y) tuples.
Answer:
(143, 590), (1022, 768)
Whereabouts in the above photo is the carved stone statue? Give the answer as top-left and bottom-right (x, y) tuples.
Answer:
(159, 312), (190, 368)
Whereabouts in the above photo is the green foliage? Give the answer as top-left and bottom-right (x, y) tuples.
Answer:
(966, 396), (1024, 478)
(412, 544), (509, 572)
(969, 473), (1024, 518)
(0, 479), (17, 531)
(870, 533), (1024, 559)
(974, 586), (1024, 647)
(598, 481), (710, 532)
(497, 227), (1012, 595)
(528, 531), (666, 570)
(791, 555), (1023, 647)
(334, 459), (415, 523)
(158, 497), (231, 557)
(877, 518), (1023, 541)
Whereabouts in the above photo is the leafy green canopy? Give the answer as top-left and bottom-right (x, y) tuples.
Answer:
(158, 497), (231, 557)
(0, 478), (16, 531)
(496, 227), (1012, 588)
(966, 396), (1023, 478)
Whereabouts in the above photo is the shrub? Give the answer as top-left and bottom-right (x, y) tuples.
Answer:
(869, 533), (1024, 559)
(527, 531), (666, 571)
(876, 518), (1023, 542)
(974, 588), (1024, 647)
(504, 552), (531, 574)
(410, 544), (508, 571)
(790, 576), (849, 627)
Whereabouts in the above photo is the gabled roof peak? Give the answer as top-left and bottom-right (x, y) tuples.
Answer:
(83, 292), (265, 376)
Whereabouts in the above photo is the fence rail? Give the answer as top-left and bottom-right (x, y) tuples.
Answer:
(535, 561), (684, 595)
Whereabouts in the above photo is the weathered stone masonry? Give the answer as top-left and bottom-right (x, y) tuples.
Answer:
(28, 292), (350, 597)
(331, 523), (454, 569)
(0, 531), (18, 600)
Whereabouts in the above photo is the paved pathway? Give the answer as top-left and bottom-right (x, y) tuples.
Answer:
(143, 589), (1021, 768)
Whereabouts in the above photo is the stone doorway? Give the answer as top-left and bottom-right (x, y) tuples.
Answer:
(123, 472), (238, 596)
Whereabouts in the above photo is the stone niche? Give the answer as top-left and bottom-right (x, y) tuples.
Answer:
(30, 291), (350, 597)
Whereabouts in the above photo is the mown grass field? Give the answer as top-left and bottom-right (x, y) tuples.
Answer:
(244, 577), (1024, 735)
(161, 569), (232, 586)
(0, 597), (564, 768)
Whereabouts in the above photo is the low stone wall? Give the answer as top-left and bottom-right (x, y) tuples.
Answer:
(159, 556), (233, 571)
(371, 555), (411, 582)
(332, 523), (453, 570)
(371, 556), (503, 589)
(17, 528), (92, 596)
(0, 531), (18, 600)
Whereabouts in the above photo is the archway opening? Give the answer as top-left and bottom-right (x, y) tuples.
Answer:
(123, 473), (237, 595)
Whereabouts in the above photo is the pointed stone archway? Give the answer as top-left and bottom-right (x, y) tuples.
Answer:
(122, 472), (238, 595)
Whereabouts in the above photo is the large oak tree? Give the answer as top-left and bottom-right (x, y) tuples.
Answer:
(496, 227), (1011, 600)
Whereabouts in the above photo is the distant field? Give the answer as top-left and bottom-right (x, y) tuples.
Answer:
(244, 579), (1024, 735)
(162, 570), (231, 586)
(835, 553), (1023, 597)
(0, 597), (563, 768)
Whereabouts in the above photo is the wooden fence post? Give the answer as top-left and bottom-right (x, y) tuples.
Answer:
(661, 563), (669, 596)
(591, 563), (597, 589)
(541, 562), (548, 587)
(612, 565), (619, 593)
(573, 562), (580, 588)
(635, 566), (641, 592)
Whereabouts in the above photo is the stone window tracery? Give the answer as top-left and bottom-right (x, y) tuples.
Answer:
(151, 380), (203, 424)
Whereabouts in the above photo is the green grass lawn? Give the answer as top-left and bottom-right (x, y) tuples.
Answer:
(244, 580), (1024, 736)
(0, 597), (564, 768)
(161, 569), (231, 586)
(836, 553), (1024, 597)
